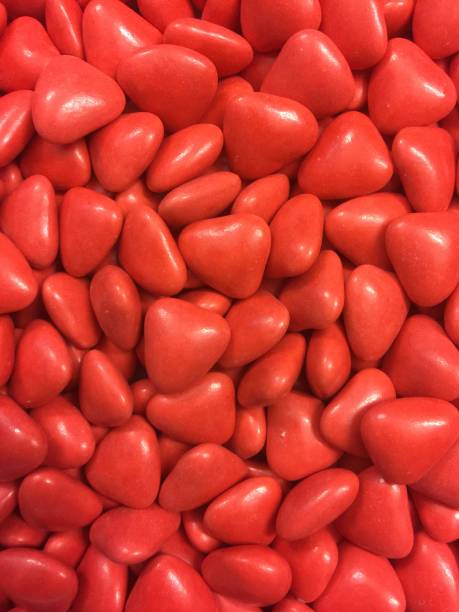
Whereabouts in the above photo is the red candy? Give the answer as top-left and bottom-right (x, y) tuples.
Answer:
(0, 2), (458, 610)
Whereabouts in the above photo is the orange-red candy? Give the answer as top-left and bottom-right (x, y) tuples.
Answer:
(274, 529), (338, 604)
(159, 443), (247, 512)
(266, 194), (324, 278)
(89, 112), (164, 192)
(0, 17), (59, 92)
(228, 406), (266, 460)
(146, 123), (223, 192)
(144, 297), (230, 393)
(86, 415), (161, 508)
(267, 392), (342, 481)
(146, 372), (235, 445)
(298, 111), (393, 199)
(413, 0), (459, 60)
(412, 492), (459, 544)
(276, 468), (359, 540)
(158, 171), (241, 229)
(280, 250), (344, 331)
(444, 284), (459, 344)
(164, 18), (253, 77)
(223, 92), (318, 180)
(32, 54), (126, 144)
(240, 0), (321, 53)
(201, 76), (253, 127)
(117, 45), (218, 132)
(232, 173), (290, 222)
(82, 0), (162, 77)
(0, 90), (34, 168)
(306, 323), (351, 399)
(203, 476), (283, 545)
(202, 545), (292, 607)
(45, 0), (84, 58)
(336, 466), (413, 558)
(43, 528), (88, 568)
(0, 512), (47, 548)
(60, 187), (123, 277)
(137, 0), (194, 32)
(31, 395), (95, 468)
(0, 548), (78, 612)
(10, 319), (73, 408)
(237, 333), (306, 407)
(368, 38), (457, 134)
(179, 213), (271, 299)
(344, 265), (409, 361)
(320, 368), (395, 457)
(261, 30), (354, 119)
(119, 205), (187, 296)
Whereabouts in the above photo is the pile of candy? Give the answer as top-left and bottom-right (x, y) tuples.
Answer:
(0, 0), (458, 610)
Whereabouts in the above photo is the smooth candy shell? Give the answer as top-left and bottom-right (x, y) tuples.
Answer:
(0, 548), (78, 612)
(45, 0), (84, 58)
(276, 468), (359, 540)
(306, 323), (351, 399)
(116, 44), (218, 132)
(232, 173), (290, 222)
(137, 0), (194, 31)
(0, 233), (38, 314)
(32, 55), (126, 144)
(202, 545), (292, 607)
(413, 0), (459, 59)
(412, 492), (459, 544)
(361, 397), (459, 484)
(0, 90), (34, 167)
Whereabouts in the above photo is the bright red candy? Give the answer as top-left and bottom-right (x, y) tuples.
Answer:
(45, 0), (84, 58)
(0, 233), (38, 314)
(0, 90), (34, 168)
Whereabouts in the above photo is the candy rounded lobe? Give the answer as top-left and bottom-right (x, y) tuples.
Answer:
(237, 333), (306, 408)
(298, 111), (393, 199)
(137, 0), (194, 32)
(267, 392), (342, 481)
(280, 250), (344, 332)
(119, 205), (187, 296)
(266, 194), (324, 279)
(89, 111), (164, 193)
(228, 406), (266, 460)
(368, 37), (457, 134)
(79, 349), (133, 427)
(60, 187), (123, 278)
(30, 395), (95, 468)
(336, 466), (413, 559)
(179, 213), (271, 299)
(0, 548), (78, 612)
(306, 323), (351, 399)
(0, 481), (17, 524)
(320, 368), (396, 457)
(1, 174), (58, 270)
(274, 529), (338, 603)
(201, 76), (254, 127)
(392, 126), (455, 212)
(0, 233), (38, 314)
(202, 545), (292, 607)
(158, 171), (241, 229)
(147, 123), (223, 193)
(18, 467), (102, 530)
(126, 554), (218, 612)
(10, 320), (73, 409)
(86, 415), (161, 508)
(20, 136), (92, 191)
(42, 273), (101, 349)
(32, 55), (126, 144)
(413, 0), (459, 60)
(159, 443), (247, 512)
(220, 290), (290, 368)
(82, 0), (162, 77)
(314, 542), (406, 612)
(181, 289), (232, 316)
(232, 173), (290, 222)
(0, 512), (47, 548)
(89, 503), (180, 565)
(0, 90), (34, 168)
(411, 491), (459, 544)
(394, 532), (459, 612)
(320, 0), (387, 70)
(276, 468), (359, 541)
(0, 395), (48, 481)
(386, 211), (459, 307)
(240, 0), (321, 53)
(344, 265), (409, 361)
(72, 545), (128, 612)
(203, 476), (283, 545)
(223, 92), (318, 180)
(45, 0), (84, 58)
(146, 372), (235, 445)
(0, 17), (59, 92)
(383, 315), (459, 400)
(144, 297), (230, 394)
(117, 44), (218, 132)
(361, 396), (459, 484)
(164, 18), (254, 77)
(261, 29), (354, 119)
